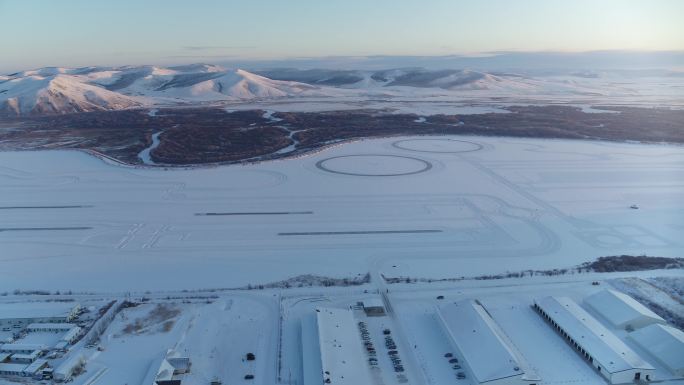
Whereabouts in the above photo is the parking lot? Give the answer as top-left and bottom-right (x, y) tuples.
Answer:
(356, 311), (421, 385)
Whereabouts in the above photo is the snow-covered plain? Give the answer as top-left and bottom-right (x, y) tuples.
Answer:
(0, 136), (683, 292)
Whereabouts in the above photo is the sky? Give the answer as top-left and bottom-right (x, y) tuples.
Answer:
(1, 0), (683, 72)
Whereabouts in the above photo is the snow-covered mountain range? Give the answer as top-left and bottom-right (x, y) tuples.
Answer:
(1, 64), (680, 116)
(0, 65), (323, 116)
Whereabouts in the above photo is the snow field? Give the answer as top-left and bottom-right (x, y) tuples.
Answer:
(0, 136), (683, 292)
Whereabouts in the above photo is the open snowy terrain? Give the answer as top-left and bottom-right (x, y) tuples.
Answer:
(0, 136), (682, 292)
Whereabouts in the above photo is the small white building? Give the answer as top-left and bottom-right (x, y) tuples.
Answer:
(629, 324), (684, 378)
(59, 326), (81, 345)
(26, 323), (82, 348)
(584, 290), (665, 331)
(26, 323), (77, 333)
(0, 344), (46, 354)
(0, 359), (47, 377)
(142, 349), (191, 385)
(53, 354), (84, 382)
(9, 350), (41, 364)
(534, 296), (654, 384)
(361, 299), (386, 317)
(0, 363), (28, 376)
(437, 300), (538, 385)
(24, 359), (48, 376)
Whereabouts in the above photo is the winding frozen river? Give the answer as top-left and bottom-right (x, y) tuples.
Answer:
(137, 131), (162, 165)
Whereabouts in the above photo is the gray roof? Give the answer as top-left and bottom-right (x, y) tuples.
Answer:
(0, 302), (79, 320)
(438, 300), (523, 384)
(535, 296), (654, 373)
(584, 290), (665, 328)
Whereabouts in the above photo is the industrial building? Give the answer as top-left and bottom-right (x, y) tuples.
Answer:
(142, 349), (191, 385)
(437, 300), (538, 385)
(534, 296), (654, 384)
(26, 323), (82, 349)
(0, 359), (48, 377)
(0, 344), (47, 354)
(8, 350), (41, 364)
(0, 303), (81, 331)
(584, 290), (665, 331)
(26, 323), (78, 333)
(301, 307), (373, 385)
(53, 354), (85, 382)
(629, 324), (684, 378)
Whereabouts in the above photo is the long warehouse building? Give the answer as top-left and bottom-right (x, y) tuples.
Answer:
(301, 307), (374, 385)
(534, 296), (654, 384)
(629, 324), (684, 378)
(437, 300), (539, 385)
(584, 290), (665, 331)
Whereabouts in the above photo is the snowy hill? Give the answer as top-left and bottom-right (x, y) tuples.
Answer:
(0, 65), (324, 116)
(0, 72), (144, 116)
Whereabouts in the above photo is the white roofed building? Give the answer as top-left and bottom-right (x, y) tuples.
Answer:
(437, 300), (538, 385)
(302, 307), (373, 385)
(0, 303), (81, 331)
(26, 323), (77, 333)
(584, 290), (665, 331)
(0, 359), (47, 377)
(53, 354), (84, 382)
(629, 324), (684, 378)
(361, 298), (386, 317)
(534, 296), (654, 384)
(141, 349), (190, 385)
(0, 344), (46, 354)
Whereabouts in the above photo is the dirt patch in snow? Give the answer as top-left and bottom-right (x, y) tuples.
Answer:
(121, 303), (181, 335)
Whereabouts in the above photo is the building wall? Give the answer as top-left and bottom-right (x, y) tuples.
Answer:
(482, 375), (527, 385)
(0, 317), (69, 330)
(610, 369), (653, 384)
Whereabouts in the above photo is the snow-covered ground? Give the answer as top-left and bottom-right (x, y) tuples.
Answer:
(72, 295), (277, 385)
(0, 136), (682, 292)
(1, 273), (682, 385)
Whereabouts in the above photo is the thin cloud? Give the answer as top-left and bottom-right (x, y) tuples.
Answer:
(166, 54), (243, 59)
(182, 46), (256, 51)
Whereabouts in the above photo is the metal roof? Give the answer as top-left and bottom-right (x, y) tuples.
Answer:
(629, 324), (684, 373)
(0, 302), (79, 320)
(584, 290), (665, 328)
(438, 300), (524, 384)
(315, 307), (374, 385)
(535, 296), (654, 374)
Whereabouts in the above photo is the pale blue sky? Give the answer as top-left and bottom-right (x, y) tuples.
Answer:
(1, 0), (683, 72)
